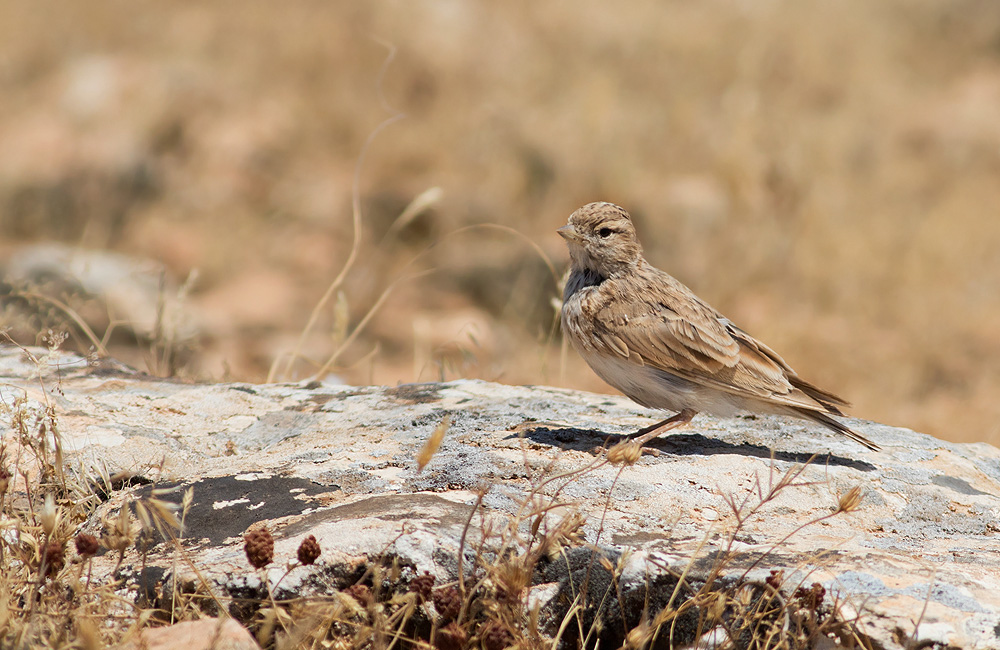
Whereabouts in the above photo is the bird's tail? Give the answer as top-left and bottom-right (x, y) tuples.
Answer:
(789, 376), (850, 414)
(791, 407), (880, 451)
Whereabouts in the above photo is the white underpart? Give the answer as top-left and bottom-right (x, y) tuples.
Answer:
(581, 350), (747, 416)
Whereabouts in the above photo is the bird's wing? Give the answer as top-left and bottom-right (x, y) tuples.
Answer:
(587, 271), (845, 413)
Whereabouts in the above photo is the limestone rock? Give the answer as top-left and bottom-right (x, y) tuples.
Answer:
(2, 345), (1000, 649)
(3, 243), (198, 343)
(129, 618), (260, 650)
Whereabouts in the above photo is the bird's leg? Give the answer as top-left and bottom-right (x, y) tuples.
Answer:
(631, 408), (697, 446)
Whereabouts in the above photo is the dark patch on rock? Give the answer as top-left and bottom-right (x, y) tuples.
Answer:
(611, 530), (682, 547)
(136, 566), (168, 609)
(300, 392), (338, 409)
(931, 474), (990, 496)
(139, 475), (331, 545)
(292, 558), (371, 596)
(92, 472), (153, 501)
(410, 408), (453, 428)
(282, 493), (476, 537)
(689, 549), (836, 575)
(328, 386), (379, 400)
(538, 547), (700, 649)
(386, 382), (444, 404)
(226, 582), (269, 625)
(230, 385), (257, 395)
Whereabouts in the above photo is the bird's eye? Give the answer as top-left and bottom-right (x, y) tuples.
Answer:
(597, 227), (613, 238)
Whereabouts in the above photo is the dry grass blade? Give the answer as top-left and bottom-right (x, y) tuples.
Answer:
(416, 415), (450, 473)
(382, 186), (444, 242)
(272, 43), (406, 382)
(9, 290), (108, 357)
(312, 269), (433, 381)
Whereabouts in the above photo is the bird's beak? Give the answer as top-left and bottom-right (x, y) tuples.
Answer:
(557, 225), (582, 243)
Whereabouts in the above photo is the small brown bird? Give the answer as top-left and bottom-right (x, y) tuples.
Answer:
(558, 202), (879, 451)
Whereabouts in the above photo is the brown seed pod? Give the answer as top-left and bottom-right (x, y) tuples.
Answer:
(344, 583), (372, 608)
(409, 571), (435, 601)
(432, 586), (462, 622)
(40, 540), (66, 577)
(435, 621), (467, 650)
(75, 532), (100, 558)
(480, 620), (514, 650)
(296, 534), (321, 565)
(243, 527), (274, 569)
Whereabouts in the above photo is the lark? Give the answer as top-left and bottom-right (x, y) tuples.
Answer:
(558, 201), (879, 451)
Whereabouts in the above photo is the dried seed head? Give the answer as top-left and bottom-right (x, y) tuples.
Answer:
(40, 539), (65, 577)
(432, 586), (462, 622)
(417, 416), (450, 472)
(435, 621), (467, 650)
(101, 503), (137, 556)
(0, 465), (10, 496)
(41, 493), (58, 537)
(837, 486), (864, 513)
(409, 571), (435, 601)
(624, 620), (653, 649)
(344, 583), (372, 608)
(296, 534), (321, 565)
(793, 582), (826, 610)
(480, 620), (514, 650)
(243, 527), (274, 569)
(75, 532), (100, 558)
(607, 440), (642, 466)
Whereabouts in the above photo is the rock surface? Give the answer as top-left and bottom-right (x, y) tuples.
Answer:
(2, 345), (1000, 648)
(129, 618), (260, 650)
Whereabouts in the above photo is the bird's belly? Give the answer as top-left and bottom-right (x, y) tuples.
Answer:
(582, 353), (742, 416)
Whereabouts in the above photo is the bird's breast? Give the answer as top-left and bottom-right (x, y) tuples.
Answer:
(563, 266), (606, 302)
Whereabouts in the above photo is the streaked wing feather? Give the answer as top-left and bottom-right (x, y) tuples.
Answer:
(792, 408), (879, 451)
(591, 272), (843, 414)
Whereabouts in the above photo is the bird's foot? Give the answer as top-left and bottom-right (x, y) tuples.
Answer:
(630, 408), (697, 446)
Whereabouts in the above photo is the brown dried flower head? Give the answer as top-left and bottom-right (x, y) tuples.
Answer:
(243, 527), (274, 569)
(409, 570), (436, 601)
(434, 621), (467, 650)
(480, 620), (514, 650)
(75, 532), (100, 558)
(765, 569), (784, 590)
(297, 534), (321, 565)
(432, 586), (462, 621)
(344, 583), (372, 608)
(794, 582), (826, 610)
(40, 539), (66, 577)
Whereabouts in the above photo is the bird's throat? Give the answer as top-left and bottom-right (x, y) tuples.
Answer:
(564, 266), (607, 300)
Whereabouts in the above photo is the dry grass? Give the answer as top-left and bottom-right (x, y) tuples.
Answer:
(1, 0), (999, 444)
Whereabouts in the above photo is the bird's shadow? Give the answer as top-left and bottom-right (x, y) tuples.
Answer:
(512, 426), (877, 472)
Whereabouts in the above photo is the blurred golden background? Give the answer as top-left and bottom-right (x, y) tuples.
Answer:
(2, 1), (999, 444)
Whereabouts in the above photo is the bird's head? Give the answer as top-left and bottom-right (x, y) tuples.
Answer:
(558, 202), (643, 276)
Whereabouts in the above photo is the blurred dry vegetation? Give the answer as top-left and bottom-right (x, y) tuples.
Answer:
(1, 0), (999, 444)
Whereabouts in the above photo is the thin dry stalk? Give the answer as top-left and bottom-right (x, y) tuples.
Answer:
(274, 42), (405, 382)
